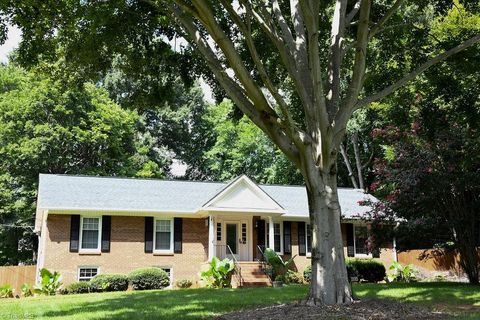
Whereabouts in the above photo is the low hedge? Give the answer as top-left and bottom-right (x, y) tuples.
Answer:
(128, 268), (170, 290)
(90, 274), (129, 292)
(61, 281), (92, 294)
(303, 259), (385, 283)
(347, 259), (386, 283)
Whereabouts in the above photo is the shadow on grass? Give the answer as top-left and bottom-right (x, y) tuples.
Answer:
(40, 286), (309, 320)
(353, 282), (480, 306)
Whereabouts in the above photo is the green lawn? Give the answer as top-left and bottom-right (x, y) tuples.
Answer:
(0, 283), (478, 319)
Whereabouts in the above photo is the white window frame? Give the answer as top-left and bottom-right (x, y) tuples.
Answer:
(158, 266), (173, 288)
(353, 224), (372, 258)
(79, 216), (102, 253)
(265, 221), (283, 255)
(77, 266), (99, 281)
(306, 223), (312, 257)
(153, 218), (174, 254)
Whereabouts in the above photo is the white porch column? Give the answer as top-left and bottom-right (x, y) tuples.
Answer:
(208, 214), (215, 261)
(268, 216), (274, 250)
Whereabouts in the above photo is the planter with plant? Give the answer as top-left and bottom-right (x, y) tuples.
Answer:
(264, 248), (297, 286)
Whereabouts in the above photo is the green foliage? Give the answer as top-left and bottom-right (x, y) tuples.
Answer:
(304, 264), (359, 283)
(200, 256), (235, 288)
(90, 274), (129, 292)
(200, 100), (303, 184)
(176, 279), (193, 289)
(21, 283), (33, 297)
(61, 281), (92, 295)
(128, 268), (170, 291)
(0, 284), (14, 298)
(283, 270), (303, 284)
(388, 261), (418, 283)
(274, 274), (285, 282)
(347, 259), (386, 283)
(34, 268), (62, 295)
(303, 265), (311, 283)
(0, 65), (167, 264)
(263, 248), (296, 278)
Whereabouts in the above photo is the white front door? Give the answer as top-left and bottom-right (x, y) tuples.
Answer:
(224, 220), (249, 261)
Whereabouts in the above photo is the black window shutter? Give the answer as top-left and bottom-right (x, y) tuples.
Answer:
(101, 216), (111, 253)
(174, 218), (182, 253)
(346, 223), (355, 257)
(298, 221), (306, 256)
(144, 217), (154, 253)
(256, 219), (265, 248)
(70, 215), (80, 252)
(283, 221), (292, 254)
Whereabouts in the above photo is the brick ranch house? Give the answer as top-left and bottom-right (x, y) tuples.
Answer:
(34, 174), (395, 287)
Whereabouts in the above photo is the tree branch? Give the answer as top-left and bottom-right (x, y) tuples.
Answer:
(332, 0), (371, 149)
(356, 34), (480, 109)
(171, 3), (301, 165)
(345, 0), (362, 24)
(369, 0), (405, 39)
(339, 143), (359, 189)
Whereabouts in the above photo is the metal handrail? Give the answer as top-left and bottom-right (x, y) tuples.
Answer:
(212, 244), (243, 287)
(226, 245), (243, 287)
(256, 245), (273, 282)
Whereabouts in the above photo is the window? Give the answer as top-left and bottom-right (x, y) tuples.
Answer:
(241, 223), (247, 243)
(78, 267), (98, 281)
(80, 217), (101, 251)
(266, 222), (283, 254)
(216, 223), (222, 241)
(306, 224), (312, 255)
(159, 267), (172, 287)
(154, 219), (173, 253)
(354, 225), (369, 255)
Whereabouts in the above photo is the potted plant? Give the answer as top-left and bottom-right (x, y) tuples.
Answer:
(273, 275), (285, 288)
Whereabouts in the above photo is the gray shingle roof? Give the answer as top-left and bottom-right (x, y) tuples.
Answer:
(37, 174), (377, 219)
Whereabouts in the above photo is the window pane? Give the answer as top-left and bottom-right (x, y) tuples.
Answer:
(274, 223), (281, 252)
(306, 224), (312, 253)
(155, 220), (172, 251)
(79, 268), (98, 281)
(81, 217), (99, 249)
(226, 223), (237, 254)
(355, 226), (368, 255)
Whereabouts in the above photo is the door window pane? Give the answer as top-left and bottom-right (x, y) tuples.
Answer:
(226, 223), (237, 254)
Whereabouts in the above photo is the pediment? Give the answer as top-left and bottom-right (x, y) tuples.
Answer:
(203, 175), (284, 212)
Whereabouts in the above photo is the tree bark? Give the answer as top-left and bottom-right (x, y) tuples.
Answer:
(303, 158), (353, 305)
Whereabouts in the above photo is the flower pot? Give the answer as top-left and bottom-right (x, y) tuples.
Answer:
(272, 281), (283, 288)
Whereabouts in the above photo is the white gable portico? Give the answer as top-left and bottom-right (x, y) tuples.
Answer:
(200, 175), (284, 262)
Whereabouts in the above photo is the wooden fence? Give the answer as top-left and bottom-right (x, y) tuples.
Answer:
(0, 265), (36, 296)
(397, 249), (473, 275)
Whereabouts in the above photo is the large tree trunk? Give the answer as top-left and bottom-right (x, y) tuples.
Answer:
(303, 161), (353, 305)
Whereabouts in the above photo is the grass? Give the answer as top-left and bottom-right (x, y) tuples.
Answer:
(0, 283), (478, 319)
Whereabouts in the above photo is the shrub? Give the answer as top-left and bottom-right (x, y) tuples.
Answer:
(21, 283), (33, 297)
(274, 274), (285, 282)
(34, 268), (62, 295)
(201, 257), (235, 288)
(284, 270), (303, 284)
(0, 284), (14, 298)
(176, 279), (193, 288)
(61, 281), (92, 294)
(303, 265), (311, 283)
(128, 268), (170, 290)
(90, 274), (129, 292)
(304, 264), (359, 283)
(388, 261), (418, 283)
(347, 259), (386, 283)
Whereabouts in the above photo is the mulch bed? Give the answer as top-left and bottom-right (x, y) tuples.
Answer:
(216, 299), (448, 320)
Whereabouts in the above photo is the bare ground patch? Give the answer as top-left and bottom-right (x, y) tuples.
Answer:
(215, 299), (449, 320)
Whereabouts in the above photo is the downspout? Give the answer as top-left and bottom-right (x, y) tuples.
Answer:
(35, 210), (49, 285)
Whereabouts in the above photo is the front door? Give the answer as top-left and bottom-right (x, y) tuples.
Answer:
(224, 220), (249, 261)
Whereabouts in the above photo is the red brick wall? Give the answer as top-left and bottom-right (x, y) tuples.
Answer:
(43, 214), (208, 286)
